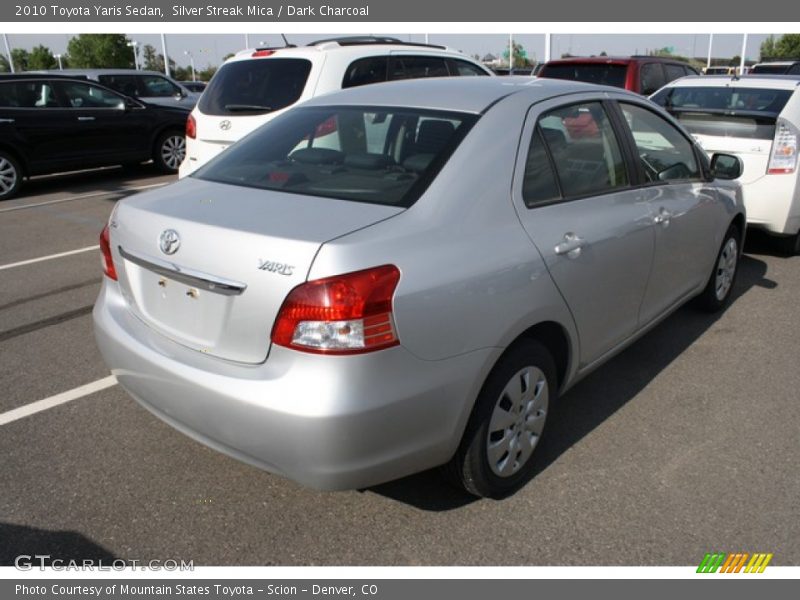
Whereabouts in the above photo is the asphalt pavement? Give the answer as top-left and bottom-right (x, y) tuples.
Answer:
(1, 166), (798, 566)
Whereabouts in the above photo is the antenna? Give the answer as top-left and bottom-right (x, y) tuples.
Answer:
(281, 34), (295, 48)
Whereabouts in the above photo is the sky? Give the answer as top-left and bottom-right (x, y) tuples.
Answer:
(3, 32), (779, 71)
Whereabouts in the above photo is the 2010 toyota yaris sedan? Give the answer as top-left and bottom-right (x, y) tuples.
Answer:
(94, 77), (746, 498)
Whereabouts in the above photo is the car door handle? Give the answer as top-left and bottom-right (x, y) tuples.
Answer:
(554, 232), (585, 258)
(654, 208), (672, 226)
(77, 116), (95, 121)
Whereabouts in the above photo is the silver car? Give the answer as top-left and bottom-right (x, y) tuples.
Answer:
(94, 78), (745, 498)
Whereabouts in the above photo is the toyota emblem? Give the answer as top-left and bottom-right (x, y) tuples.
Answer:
(159, 229), (181, 255)
(219, 120), (232, 131)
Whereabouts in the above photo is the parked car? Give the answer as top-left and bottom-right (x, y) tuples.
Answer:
(0, 74), (188, 200)
(749, 61), (800, 75)
(180, 36), (493, 177)
(538, 56), (700, 95)
(651, 74), (800, 254)
(703, 66), (736, 75)
(180, 80), (207, 93)
(94, 77), (745, 498)
(35, 69), (200, 109)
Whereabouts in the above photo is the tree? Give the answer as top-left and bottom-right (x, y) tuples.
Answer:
(775, 34), (800, 59)
(142, 44), (159, 71)
(760, 35), (779, 61)
(503, 42), (531, 68)
(729, 55), (741, 67)
(28, 45), (57, 70)
(197, 64), (217, 81)
(67, 34), (133, 68)
(0, 53), (10, 73)
(11, 48), (29, 71)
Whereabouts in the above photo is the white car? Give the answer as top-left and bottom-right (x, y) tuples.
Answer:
(652, 75), (800, 253)
(179, 36), (493, 178)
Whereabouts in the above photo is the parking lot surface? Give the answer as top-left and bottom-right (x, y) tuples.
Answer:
(1, 167), (798, 566)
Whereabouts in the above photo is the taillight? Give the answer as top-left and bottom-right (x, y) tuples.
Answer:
(271, 265), (401, 355)
(252, 49), (275, 58)
(186, 113), (196, 139)
(99, 224), (117, 281)
(768, 121), (798, 174)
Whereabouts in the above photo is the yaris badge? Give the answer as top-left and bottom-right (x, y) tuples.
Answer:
(159, 229), (181, 255)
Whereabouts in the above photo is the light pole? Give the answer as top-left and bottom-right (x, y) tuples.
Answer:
(160, 33), (170, 77)
(245, 33), (250, 49)
(2, 33), (13, 73)
(740, 33), (748, 75)
(54, 53), (63, 70)
(127, 40), (139, 70)
(184, 50), (196, 81)
(707, 33), (714, 70)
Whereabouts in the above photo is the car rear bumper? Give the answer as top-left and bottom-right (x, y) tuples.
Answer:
(93, 280), (493, 490)
(742, 174), (800, 235)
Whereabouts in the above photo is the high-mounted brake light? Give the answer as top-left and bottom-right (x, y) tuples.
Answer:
(100, 224), (117, 281)
(768, 121), (798, 174)
(271, 265), (401, 354)
(186, 113), (196, 139)
(252, 49), (276, 58)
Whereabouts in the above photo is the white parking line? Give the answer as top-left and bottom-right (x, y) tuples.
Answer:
(0, 182), (168, 213)
(0, 376), (117, 427)
(0, 245), (99, 271)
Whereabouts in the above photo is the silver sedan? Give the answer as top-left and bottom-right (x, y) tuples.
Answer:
(94, 78), (745, 498)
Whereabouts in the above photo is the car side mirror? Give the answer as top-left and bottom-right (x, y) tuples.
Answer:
(710, 153), (743, 180)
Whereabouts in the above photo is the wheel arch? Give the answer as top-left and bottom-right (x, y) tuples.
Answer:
(0, 144), (28, 177)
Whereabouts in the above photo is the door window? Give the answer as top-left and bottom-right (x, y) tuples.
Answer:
(342, 57), (389, 88)
(664, 64), (687, 83)
(620, 103), (700, 182)
(640, 63), (666, 95)
(0, 81), (60, 108)
(534, 102), (629, 198)
(390, 56), (449, 80)
(138, 75), (181, 97)
(57, 82), (125, 109)
(450, 59), (489, 76)
(97, 74), (140, 98)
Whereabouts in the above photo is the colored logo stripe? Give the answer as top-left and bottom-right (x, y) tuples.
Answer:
(697, 552), (773, 573)
(697, 553), (726, 573)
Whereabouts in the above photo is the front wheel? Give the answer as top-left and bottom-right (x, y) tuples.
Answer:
(447, 339), (556, 498)
(153, 131), (186, 173)
(0, 151), (23, 201)
(697, 225), (740, 312)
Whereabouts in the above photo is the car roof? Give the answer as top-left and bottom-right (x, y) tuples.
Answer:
(661, 74), (800, 90)
(44, 68), (174, 77)
(0, 73), (92, 82)
(299, 76), (638, 114)
(753, 61), (800, 66)
(544, 55), (690, 65)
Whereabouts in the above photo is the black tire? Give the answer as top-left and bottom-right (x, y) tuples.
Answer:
(0, 150), (23, 201)
(447, 339), (557, 498)
(696, 224), (741, 312)
(153, 130), (186, 173)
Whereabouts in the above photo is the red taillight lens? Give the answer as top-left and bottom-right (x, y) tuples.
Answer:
(271, 265), (401, 354)
(186, 113), (196, 139)
(252, 49), (275, 58)
(99, 224), (117, 281)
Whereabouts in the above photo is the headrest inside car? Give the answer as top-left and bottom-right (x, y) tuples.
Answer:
(289, 147), (345, 165)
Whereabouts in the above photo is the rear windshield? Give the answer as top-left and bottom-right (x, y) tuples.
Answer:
(651, 86), (793, 139)
(197, 58), (312, 116)
(194, 106), (478, 207)
(750, 64), (792, 74)
(539, 63), (628, 88)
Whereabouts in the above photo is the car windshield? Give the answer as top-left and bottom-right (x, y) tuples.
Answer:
(651, 86), (793, 140)
(539, 63), (628, 88)
(198, 58), (312, 116)
(194, 106), (478, 207)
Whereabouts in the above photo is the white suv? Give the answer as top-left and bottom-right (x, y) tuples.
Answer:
(179, 36), (492, 178)
(652, 75), (800, 253)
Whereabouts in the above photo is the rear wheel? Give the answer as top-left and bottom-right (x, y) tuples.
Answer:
(0, 151), (22, 201)
(697, 225), (740, 312)
(447, 339), (556, 498)
(153, 131), (186, 173)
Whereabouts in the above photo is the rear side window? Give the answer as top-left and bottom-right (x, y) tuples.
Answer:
(789, 64), (800, 75)
(390, 56), (449, 80)
(620, 103), (699, 182)
(536, 102), (628, 198)
(522, 127), (561, 207)
(194, 106), (477, 208)
(56, 81), (124, 109)
(198, 58), (312, 116)
(342, 57), (388, 89)
(138, 75), (181, 97)
(640, 63), (666, 95)
(538, 63), (628, 88)
(664, 64), (687, 83)
(97, 74), (140, 98)
(0, 81), (59, 108)
(450, 60), (489, 77)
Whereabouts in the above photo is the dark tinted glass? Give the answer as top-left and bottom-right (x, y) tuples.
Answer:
(390, 56), (449, 80)
(0, 81), (59, 108)
(195, 106), (477, 208)
(97, 74), (141, 97)
(640, 63), (666, 95)
(342, 56), (388, 88)
(664, 64), (687, 83)
(539, 63), (628, 88)
(198, 58), (312, 116)
(451, 60), (489, 76)
(522, 127), (561, 207)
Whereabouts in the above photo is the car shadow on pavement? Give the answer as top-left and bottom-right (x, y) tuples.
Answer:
(0, 522), (118, 566)
(369, 254), (775, 511)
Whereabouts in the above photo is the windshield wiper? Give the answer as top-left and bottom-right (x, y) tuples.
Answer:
(224, 104), (273, 112)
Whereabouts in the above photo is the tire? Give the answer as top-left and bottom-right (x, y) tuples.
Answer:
(697, 224), (741, 312)
(153, 130), (186, 173)
(0, 151), (23, 201)
(778, 232), (800, 257)
(447, 339), (557, 498)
